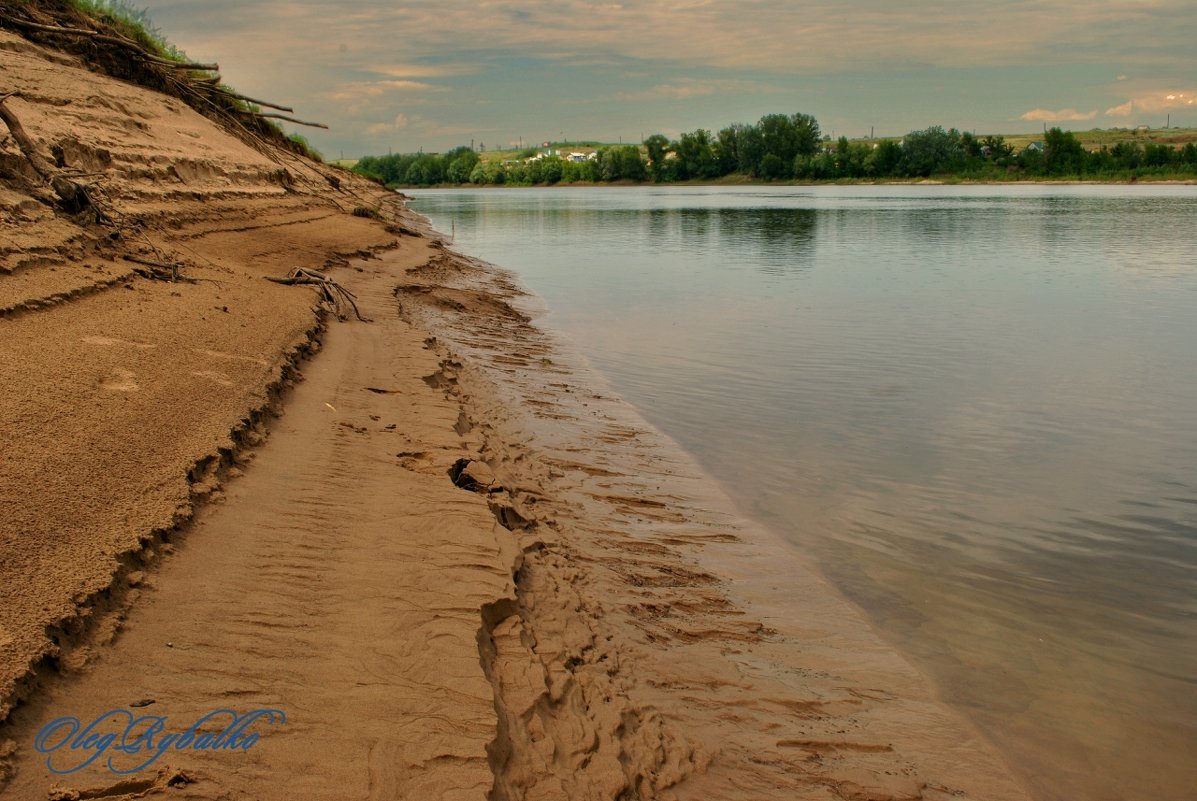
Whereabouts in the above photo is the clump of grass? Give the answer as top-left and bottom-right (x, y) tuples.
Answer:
(287, 132), (324, 162)
(69, 0), (193, 64)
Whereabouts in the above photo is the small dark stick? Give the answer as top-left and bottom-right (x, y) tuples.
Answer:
(194, 84), (294, 113)
(122, 255), (202, 284)
(254, 113), (329, 130)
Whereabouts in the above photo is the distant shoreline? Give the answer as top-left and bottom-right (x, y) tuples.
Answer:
(397, 176), (1197, 189)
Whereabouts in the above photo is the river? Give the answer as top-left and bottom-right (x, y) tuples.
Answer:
(409, 184), (1197, 801)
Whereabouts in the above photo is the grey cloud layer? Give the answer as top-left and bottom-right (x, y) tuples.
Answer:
(143, 0), (1197, 153)
(152, 0), (1196, 71)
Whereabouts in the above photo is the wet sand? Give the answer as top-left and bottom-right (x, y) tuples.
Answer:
(1, 18), (1034, 801)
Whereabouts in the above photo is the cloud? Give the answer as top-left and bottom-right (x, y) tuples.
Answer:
(1105, 89), (1197, 116)
(325, 80), (442, 102)
(362, 113), (485, 140)
(614, 78), (782, 102)
(366, 113), (409, 135)
(145, 0), (1197, 76)
(377, 80), (441, 92)
(1019, 107), (1097, 122)
(370, 63), (479, 79)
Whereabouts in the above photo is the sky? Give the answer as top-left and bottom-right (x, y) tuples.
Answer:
(139, 0), (1197, 158)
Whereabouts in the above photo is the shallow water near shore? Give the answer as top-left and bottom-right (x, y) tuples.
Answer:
(409, 184), (1197, 801)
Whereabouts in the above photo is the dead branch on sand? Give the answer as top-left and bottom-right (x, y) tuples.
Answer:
(121, 254), (205, 284)
(193, 84), (293, 113)
(253, 113), (328, 130)
(265, 268), (367, 321)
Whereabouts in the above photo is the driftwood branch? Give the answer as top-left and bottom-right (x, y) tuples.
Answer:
(266, 268), (366, 321)
(255, 113), (328, 130)
(124, 254), (178, 280)
(0, 18), (95, 35)
(236, 96), (293, 113)
(121, 254), (218, 284)
(0, 92), (96, 214)
(0, 93), (53, 177)
(194, 84), (293, 113)
(147, 57), (220, 72)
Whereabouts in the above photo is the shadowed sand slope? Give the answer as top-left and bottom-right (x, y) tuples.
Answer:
(2, 250), (510, 800)
(0, 19), (409, 734)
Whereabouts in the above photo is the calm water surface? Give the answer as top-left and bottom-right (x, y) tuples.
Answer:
(410, 185), (1197, 801)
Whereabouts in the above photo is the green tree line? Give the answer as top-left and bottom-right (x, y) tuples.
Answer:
(352, 115), (1197, 187)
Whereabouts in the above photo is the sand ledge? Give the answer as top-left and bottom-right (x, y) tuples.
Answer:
(0, 312), (326, 716)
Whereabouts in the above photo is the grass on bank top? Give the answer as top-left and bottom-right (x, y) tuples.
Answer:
(67, 0), (190, 64)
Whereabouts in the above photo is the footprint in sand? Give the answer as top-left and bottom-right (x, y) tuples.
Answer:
(98, 368), (138, 392)
(198, 348), (267, 367)
(82, 335), (156, 350)
(191, 370), (233, 387)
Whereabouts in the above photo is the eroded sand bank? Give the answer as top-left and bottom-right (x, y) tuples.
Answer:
(1, 15), (1033, 800)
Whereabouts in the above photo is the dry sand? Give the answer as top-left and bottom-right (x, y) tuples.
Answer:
(1, 14), (1036, 801)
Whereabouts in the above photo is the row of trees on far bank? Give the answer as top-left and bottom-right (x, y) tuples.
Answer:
(352, 114), (1197, 187)
(804, 126), (1197, 180)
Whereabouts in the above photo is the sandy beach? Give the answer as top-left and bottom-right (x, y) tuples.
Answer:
(1, 11), (1036, 800)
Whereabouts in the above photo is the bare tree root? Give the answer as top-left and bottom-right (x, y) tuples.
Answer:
(0, 91), (107, 220)
(265, 268), (368, 322)
(254, 113), (328, 130)
(121, 254), (209, 284)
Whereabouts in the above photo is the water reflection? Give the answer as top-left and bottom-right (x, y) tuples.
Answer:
(712, 208), (817, 275)
(444, 199), (819, 278)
